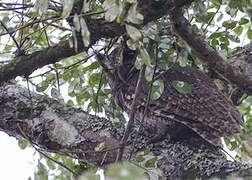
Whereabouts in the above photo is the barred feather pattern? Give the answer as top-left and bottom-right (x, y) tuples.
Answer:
(118, 66), (243, 145)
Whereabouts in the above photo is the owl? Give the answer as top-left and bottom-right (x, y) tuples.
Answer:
(96, 45), (243, 145)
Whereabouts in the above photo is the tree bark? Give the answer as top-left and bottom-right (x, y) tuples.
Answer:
(170, 8), (252, 94)
(0, 82), (250, 179)
(0, 0), (252, 179)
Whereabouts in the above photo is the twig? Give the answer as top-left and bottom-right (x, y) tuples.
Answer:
(26, 23), (52, 50)
(203, 5), (221, 33)
(0, 6), (31, 11)
(0, 16), (61, 36)
(94, 70), (104, 114)
(0, 2), (33, 6)
(55, 69), (60, 92)
(0, 20), (20, 50)
(218, 146), (236, 162)
(64, 47), (105, 70)
(129, 43), (159, 159)
(20, 0), (24, 45)
(42, 22), (50, 46)
(116, 64), (146, 162)
(37, 149), (79, 178)
(16, 124), (79, 177)
(100, 151), (108, 166)
(13, 10), (71, 32)
(26, 77), (33, 110)
(29, 50), (100, 79)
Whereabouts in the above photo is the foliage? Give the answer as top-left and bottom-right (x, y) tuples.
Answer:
(0, 0), (251, 179)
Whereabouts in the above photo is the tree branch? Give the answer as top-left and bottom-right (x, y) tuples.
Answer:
(0, 83), (250, 179)
(0, 0), (196, 84)
(170, 8), (252, 93)
(0, 83), (123, 167)
(0, 40), (85, 83)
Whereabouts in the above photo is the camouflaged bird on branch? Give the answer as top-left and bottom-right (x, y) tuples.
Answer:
(96, 42), (243, 145)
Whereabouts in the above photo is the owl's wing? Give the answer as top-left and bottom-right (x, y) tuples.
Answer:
(120, 66), (243, 145)
(148, 67), (243, 144)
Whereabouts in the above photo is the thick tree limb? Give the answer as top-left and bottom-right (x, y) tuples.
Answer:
(0, 83), (123, 167)
(0, 83), (250, 179)
(170, 8), (252, 93)
(0, 0), (195, 84)
(0, 41), (85, 83)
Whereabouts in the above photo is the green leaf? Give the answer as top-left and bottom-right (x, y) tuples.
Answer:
(234, 26), (243, 36)
(126, 38), (137, 50)
(36, 81), (49, 92)
(145, 157), (157, 168)
(141, 22), (159, 41)
(151, 79), (164, 100)
(239, 18), (249, 25)
(245, 96), (252, 104)
(67, 99), (74, 106)
(18, 140), (29, 150)
(2, 16), (9, 25)
(73, 13), (81, 32)
(35, 0), (48, 16)
(216, 13), (223, 22)
(212, 0), (222, 6)
(247, 9), (252, 18)
(144, 66), (154, 82)
(88, 73), (102, 87)
(126, 24), (142, 41)
(63, 156), (75, 169)
(46, 160), (56, 170)
(103, 0), (121, 22)
(139, 48), (151, 66)
(144, 148), (150, 155)
(79, 170), (99, 180)
(80, 17), (90, 46)
(4, 45), (13, 51)
(225, 6), (237, 17)
(230, 140), (238, 150)
(35, 162), (48, 180)
(46, 73), (55, 83)
(106, 162), (148, 180)
(157, 56), (173, 70)
(197, 12), (215, 23)
(219, 36), (230, 49)
(82, 62), (100, 73)
(209, 32), (222, 39)
(172, 80), (192, 94)
(61, 0), (74, 18)
(51, 88), (63, 101)
(227, 34), (240, 43)
(222, 20), (237, 30)
(211, 38), (219, 49)
(136, 155), (145, 162)
(224, 137), (231, 146)
(127, 3), (143, 24)
(248, 29), (252, 39)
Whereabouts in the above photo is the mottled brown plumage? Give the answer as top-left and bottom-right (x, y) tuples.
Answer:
(96, 45), (243, 145)
(123, 66), (243, 144)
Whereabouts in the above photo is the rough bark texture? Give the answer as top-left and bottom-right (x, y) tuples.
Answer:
(0, 41), (85, 83)
(0, 83), (251, 179)
(0, 0), (252, 179)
